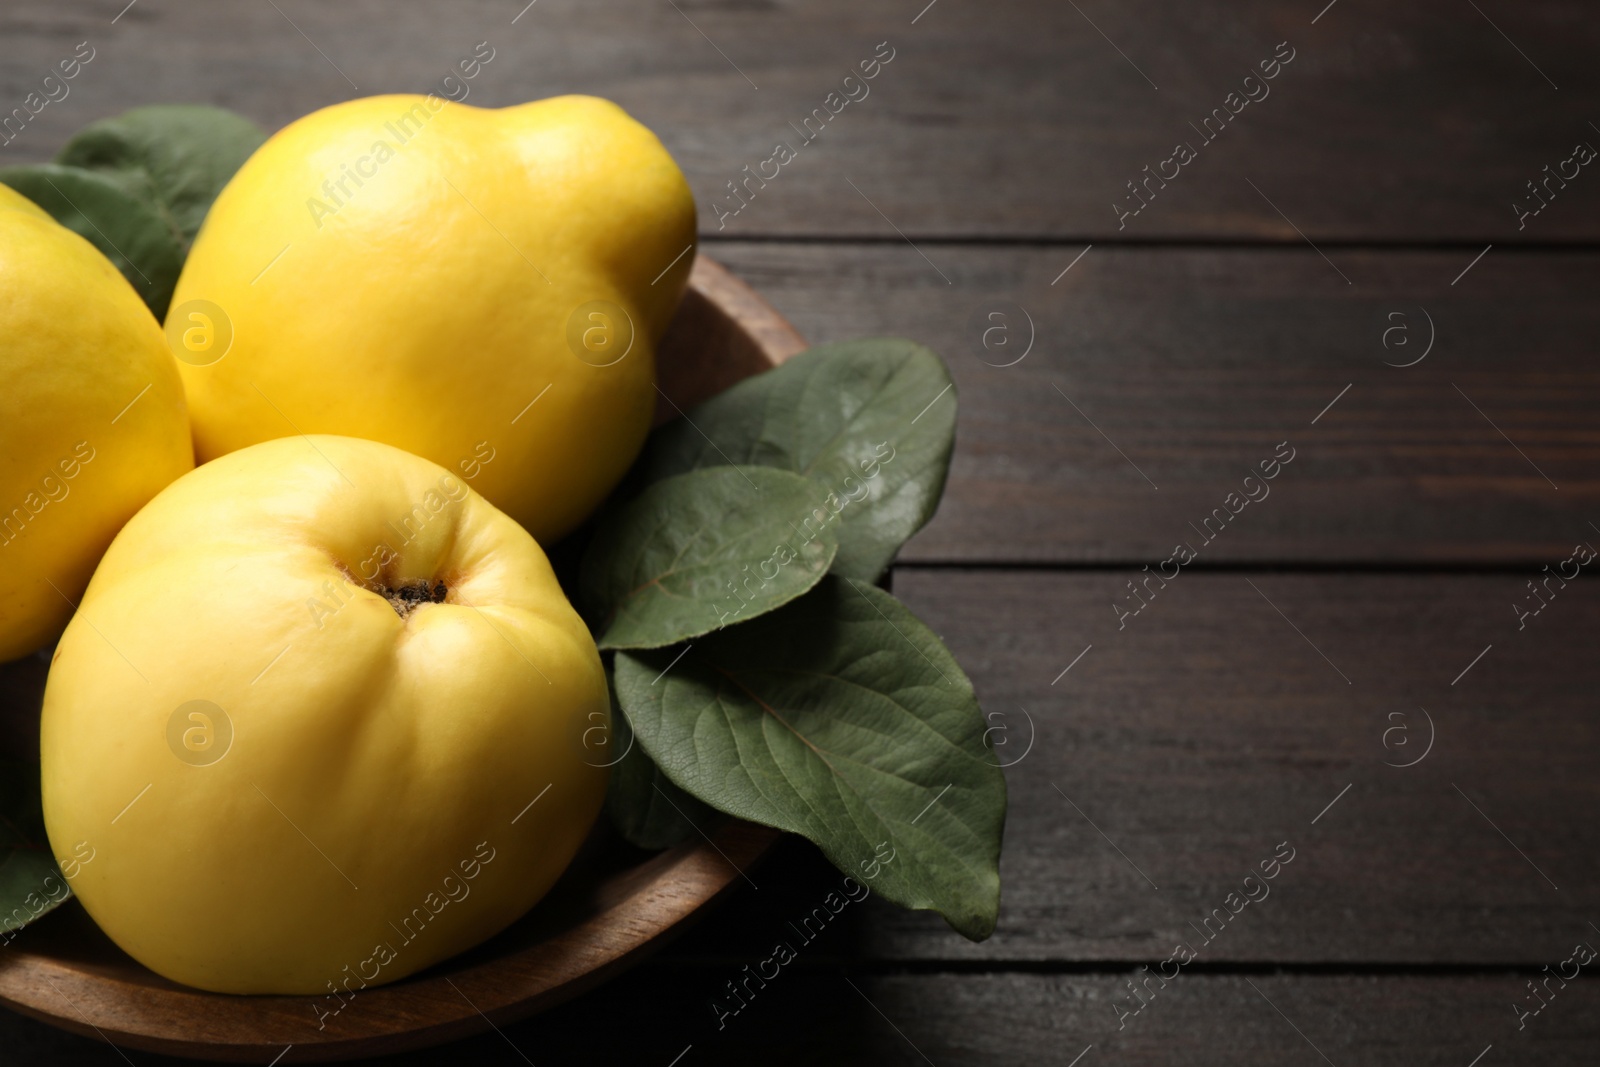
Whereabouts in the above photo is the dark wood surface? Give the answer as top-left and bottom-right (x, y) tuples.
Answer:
(708, 243), (1600, 564)
(8, 0), (1600, 240)
(4, 0), (1598, 1063)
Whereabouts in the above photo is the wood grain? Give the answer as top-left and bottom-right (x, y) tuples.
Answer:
(702, 241), (1600, 564)
(6, 963), (1592, 1066)
(839, 568), (1600, 965)
(3, 1), (1598, 240)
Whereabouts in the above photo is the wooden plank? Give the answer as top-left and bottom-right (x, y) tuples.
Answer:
(702, 242), (1600, 564)
(4, 965), (1596, 1065)
(837, 569), (1600, 964)
(4, 1), (1600, 240)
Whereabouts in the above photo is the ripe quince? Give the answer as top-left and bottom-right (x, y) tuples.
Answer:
(0, 184), (192, 661)
(168, 94), (697, 544)
(39, 435), (610, 994)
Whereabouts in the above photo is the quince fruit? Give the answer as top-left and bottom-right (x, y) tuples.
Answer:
(39, 435), (609, 994)
(0, 183), (192, 661)
(168, 94), (697, 543)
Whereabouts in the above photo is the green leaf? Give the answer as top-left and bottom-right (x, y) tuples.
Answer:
(54, 105), (266, 247)
(581, 466), (839, 651)
(0, 759), (70, 937)
(0, 163), (184, 317)
(0, 105), (265, 318)
(636, 339), (957, 582)
(614, 575), (1005, 940)
(605, 700), (716, 850)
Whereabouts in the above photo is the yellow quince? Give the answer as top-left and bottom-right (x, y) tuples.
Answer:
(167, 94), (696, 544)
(40, 435), (610, 994)
(0, 183), (192, 661)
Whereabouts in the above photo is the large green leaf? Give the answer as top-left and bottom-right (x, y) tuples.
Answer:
(581, 466), (838, 650)
(0, 164), (184, 315)
(55, 105), (266, 247)
(0, 759), (70, 937)
(636, 339), (956, 582)
(615, 575), (1005, 939)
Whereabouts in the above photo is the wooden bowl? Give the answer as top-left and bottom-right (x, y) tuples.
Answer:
(0, 255), (799, 1062)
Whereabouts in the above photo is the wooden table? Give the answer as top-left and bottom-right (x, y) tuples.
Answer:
(6, 1), (1599, 1062)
